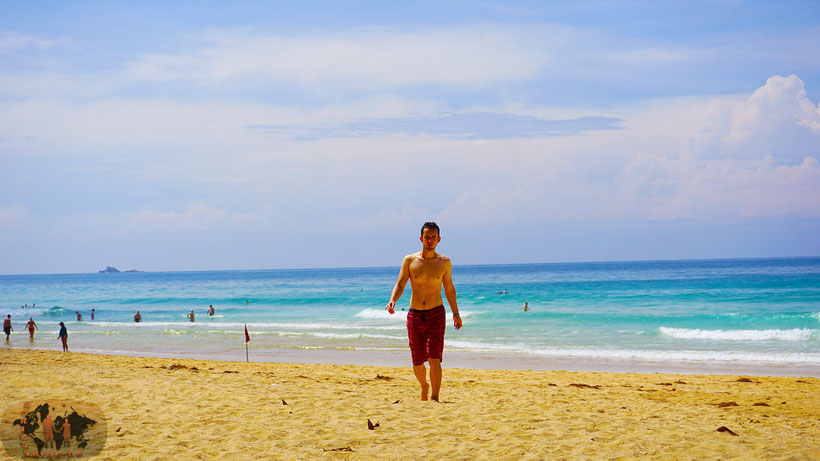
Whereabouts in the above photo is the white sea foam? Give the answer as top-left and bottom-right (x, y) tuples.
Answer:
(153, 328), (402, 341)
(85, 321), (403, 331)
(207, 330), (401, 341)
(659, 327), (816, 341)
(161, 329), (184, 335)
(444, 340), (820, 364)
(305, 332), (402, 340)
(355, 308), (407, 320)
(72, 330), (125, 336)
(354, 308), (468, 321)
(1, 307), (51, 317)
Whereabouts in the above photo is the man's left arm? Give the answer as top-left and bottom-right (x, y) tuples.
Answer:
(442, 259), (461, 330)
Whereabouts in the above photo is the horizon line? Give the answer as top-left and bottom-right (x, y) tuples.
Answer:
(3, 254), (819, 277)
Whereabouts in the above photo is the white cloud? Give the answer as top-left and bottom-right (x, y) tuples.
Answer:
(436, 185), (541, 227)
(328, 205), (432, 232)
(616, 155), (820, 221)
(726, 75), (820, 144)
(430, 76), (820, 225)
(122, 26), (551, 90)
(53, 204), (254, 235)
(616, 78), (820, 220)
(0, 94), (448, 160)
(0, 205), (36, 229)
(0, 30), (70, 55)
(2, 8), (820, 272)
(2, 73), (818, 233)
(248, 113), (621, 140)
(593, 46), (704, 66)
(127, 203), (253, 233)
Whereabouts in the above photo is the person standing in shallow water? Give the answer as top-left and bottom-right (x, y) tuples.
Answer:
(187, 309), (195, 322)
(386, 222), (462, 402)
(134, 310), (142, 323)
(26, 317), (37, 339)
(3, 315), (12, 341)
(58, 322), (68, 352)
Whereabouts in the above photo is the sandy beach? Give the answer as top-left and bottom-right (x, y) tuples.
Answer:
(1, 349), (818, 459)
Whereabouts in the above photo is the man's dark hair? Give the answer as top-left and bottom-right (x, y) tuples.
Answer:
(420, 221), (440, 236)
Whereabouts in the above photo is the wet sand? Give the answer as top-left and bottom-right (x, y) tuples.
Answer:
(2, 349), (818, 459)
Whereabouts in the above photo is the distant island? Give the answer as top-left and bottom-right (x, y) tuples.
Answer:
(98, 266), (143, 273)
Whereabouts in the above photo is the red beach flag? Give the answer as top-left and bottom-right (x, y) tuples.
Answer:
(244, 324), (250, 362)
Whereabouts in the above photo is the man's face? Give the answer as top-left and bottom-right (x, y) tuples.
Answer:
(420, 228), (441, 251)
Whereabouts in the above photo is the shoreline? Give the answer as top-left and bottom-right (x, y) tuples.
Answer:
(5, 342), (820, 378)
(2, 348), (818, 458)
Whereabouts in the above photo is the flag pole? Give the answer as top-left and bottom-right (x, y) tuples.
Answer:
(244, 323), (250, 362)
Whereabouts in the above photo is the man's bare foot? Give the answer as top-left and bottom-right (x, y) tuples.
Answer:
(420, 383), (429, 401)
(431, 394), (439, 402)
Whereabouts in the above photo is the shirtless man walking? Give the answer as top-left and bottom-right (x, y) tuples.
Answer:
(386, 222), (462, 401)
(3, 315), (12, 341)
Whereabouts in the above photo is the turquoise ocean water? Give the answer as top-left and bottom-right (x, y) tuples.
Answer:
(2, 257), (819, 376)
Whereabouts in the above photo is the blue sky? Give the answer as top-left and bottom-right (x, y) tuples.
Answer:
(1, 1), (819, 274)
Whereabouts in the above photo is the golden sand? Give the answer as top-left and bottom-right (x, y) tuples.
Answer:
(2, 349), (818, 459)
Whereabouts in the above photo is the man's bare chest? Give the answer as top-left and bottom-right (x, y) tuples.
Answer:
(409, 259), (445, 283)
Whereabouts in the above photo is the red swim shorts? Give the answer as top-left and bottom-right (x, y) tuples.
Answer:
(406, 305), (446, 366)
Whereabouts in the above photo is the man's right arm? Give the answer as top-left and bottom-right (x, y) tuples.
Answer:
(386, 256), (411, 314)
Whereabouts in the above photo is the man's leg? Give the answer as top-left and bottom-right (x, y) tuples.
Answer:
(413, 363), (429, 401)
(429, 358), (442, 402)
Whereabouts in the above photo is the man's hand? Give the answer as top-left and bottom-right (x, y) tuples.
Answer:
(385, 300), (396, 315)
(453, 315), (462, 330)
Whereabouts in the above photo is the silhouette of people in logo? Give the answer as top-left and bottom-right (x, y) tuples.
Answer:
(43, 414), (55, 448)
(61, 418), (72, 447)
